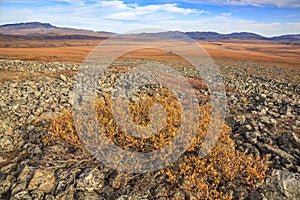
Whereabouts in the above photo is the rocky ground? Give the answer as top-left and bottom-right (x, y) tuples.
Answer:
(0, 58), (299, 199)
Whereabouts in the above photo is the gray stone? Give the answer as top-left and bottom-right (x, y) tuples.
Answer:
(55, 185), (75, 200)
(11, 182), (27, 195)
(234, 115), (246, 125)
(279, 132), (300, 148)
(0, 135), (14, 152)
(244, 143), (260, 157)
(244, 131), (261, 144)
(60, 74), (67, 82)
(258, 143), (295, 162)
(1, 163), (17, 174)
(30, 190), (44, 200)
(10, 81), (19, 88)
(173, 191), (185, 199)
(238, 124), (253, 132)
(260, 116), (277, 128)
(44, 194), (55, 200)
(249, 170), (300, 200)
(0, 179), (11, 195)
(18, 166), (35, 182)
(117, 195), (147, 200)
(28, 169), (56, 193)
(75, 191), (99, 200)
(11, 190), (32, 200)
(76, 168), (105, 192)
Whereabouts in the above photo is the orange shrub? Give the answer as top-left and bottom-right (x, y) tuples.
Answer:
(47, 88), (268, 199)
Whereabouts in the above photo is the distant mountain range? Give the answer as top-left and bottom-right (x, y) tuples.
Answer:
(0, 22), (299, 42)
(0, 22), (113, 39)
(184, 31), (300, 41)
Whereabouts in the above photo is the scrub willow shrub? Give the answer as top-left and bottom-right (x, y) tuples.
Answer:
(47, 89), (268, 199)
(47, 110), (80, 145)
(162, 106), (268, 199)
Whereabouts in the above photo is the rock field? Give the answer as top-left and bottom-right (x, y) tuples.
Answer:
(0, 58), (299, 199)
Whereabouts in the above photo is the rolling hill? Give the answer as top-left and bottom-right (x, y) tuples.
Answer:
(1, 22), (299, 42)
(0, 22), (113, 37)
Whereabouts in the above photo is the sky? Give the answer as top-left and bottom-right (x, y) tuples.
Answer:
(0, 0), (299, 36)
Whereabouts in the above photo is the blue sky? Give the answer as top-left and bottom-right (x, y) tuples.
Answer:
(0, 0), (299, 36)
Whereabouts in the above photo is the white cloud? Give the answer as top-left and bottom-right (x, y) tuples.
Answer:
(2, 0), (300, 8)
(286, 22), (300, 26)
(0, 0), (43, 2)
(104, 3), (200, 20)
(157, 4), (198, 14)
(201, 0), (300, 8)
(54, 0), (85, 3)
(101, 1), (204, 21)
(1, 0), (299, 36)
(98, 0), (128, 9)
(1, 0), (85, 4)
(102, 13), (299, 37)
(220, 12), (232, 17)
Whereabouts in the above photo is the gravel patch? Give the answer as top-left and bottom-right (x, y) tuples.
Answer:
(0, 59), (299, 199)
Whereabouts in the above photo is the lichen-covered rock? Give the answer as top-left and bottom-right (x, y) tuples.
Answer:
(76, 168), (105, 193)
(18, 166), (35, 182)
(11, 190), (32, 200)
(55, 185), (75, 200)
(75, 191), (99, 200)
(0, 179), (11, 196)
(28, 169), (55, 193)
(249, 170), (300, 200)
(279, 132), (300, 148)
(117, 195), (148, 200)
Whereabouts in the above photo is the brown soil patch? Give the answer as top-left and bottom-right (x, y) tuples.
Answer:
(199, 41), (300, 70)
(0, 46), (94, 63)
(0, 40), (299, 70)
